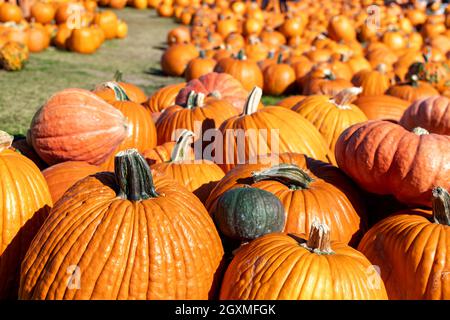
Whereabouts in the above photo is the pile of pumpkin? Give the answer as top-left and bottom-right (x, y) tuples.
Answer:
(0, 65), (448, 299)
(158, 0), (450, 98)
(0, 1), (127, 70)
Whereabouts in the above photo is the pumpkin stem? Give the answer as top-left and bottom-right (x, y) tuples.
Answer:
(410, 74), (419, 87)
(114, 70), (123, 82)
(252, 163), (314, 190)
(432, 187), (450, 226)
(242, 86), (262, 116)
(332, 87), (362, 109)
(375, 63), (387, 74)
(103, 82), (130, 101)
(236, 49), (247, 60)
(115, 149), (159, 201)
(301, 219), (334, 255)
(323, 69), (336, 80)
(267, 51), (275, 59)
(0, 130), (13, 152)
(170, 130), (194, 162)
(412, 127), (429, 135)
(199, 50), (206, 59)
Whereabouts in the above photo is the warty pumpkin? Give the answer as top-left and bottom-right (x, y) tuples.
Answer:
(292, 87), (368, 153)
(29, 88), (128, 166)
(399, 95), (450, 135)
(0, 131), (52, 299)
(19, 149), (224, 300)
(335, 120), (450, 207)
(358, 187), (450, 300)
(220, 221), (387, 300)
(42, 161), (101, 204)
(353, 94), (410, 122)
(206, 153), (367, 245)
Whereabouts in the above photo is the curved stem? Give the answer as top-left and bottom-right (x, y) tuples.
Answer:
(115, 149), (159, 201)
(323, 69), (336, 80)
(103, 81), (130, 101)
(332, 87), (362, 109)
(0, 130), (13, 153)
(432, 187), (450, 226)
(302, 219), (334, 254)
(114, 70), (123, 82)
(242, 86), (262, 116)
(252, 163), (314, 190)
(412, 127), (429, 135)
(170, 130), (194, 162)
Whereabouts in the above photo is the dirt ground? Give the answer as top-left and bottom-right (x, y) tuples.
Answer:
(0, 8), (181, 135)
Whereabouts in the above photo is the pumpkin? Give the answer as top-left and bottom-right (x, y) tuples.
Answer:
(207, 156), (366, 245)
(399, 95), (450, 135)
(387, 75), (440, 102)
(0, 3), (22, 23)
(292, 88), (368, 153)
(351, 64), (391, 96)
(93, 10), (118, 40)
(263, 54), (296, 95)
(19, 149), (224, 300)
(335, 120), (450, 207)
(167, 26), (191, 45)
(176, 72), (248, 113)
(0, 41), (28, 71)
(93, 71), (147, 104)
(151, 130), (224, 203)
(327, 15), (356, 42)
(53, 24), (72, 50)
(358, 187), (450, 300)
(303, 69), (353, 96)
(116, 20), (128, 39)
(0, 131), (52, 299)
(42, 161), (101, 204)
(185, 51), (217, 81)
(30, 2), (55, 24)
(353, 94), (410, 122)
(67, 27), (97, 54)
(99, 85), (157, 171)
(218, 87), (335, 172)
(29, 88), (128, 166)
(143, 82), (186, 119)
(407, 59), (450, 93)
(213, 187), (285, 242)
(143, 139), (194, 166)
(276, 95), (306, 108)
(156, 91), (239, 145)
(220, 221), (387, 300)
(214, 50), (264, 91)
(161, 43), (199, 76)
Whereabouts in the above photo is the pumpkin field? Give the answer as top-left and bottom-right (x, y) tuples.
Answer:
(0, 0), (449, 303)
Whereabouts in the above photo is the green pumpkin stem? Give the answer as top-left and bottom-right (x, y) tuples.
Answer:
(410, 74), (419, 87)
(332, 87), (362, 109)
(199, 50), (206, 59)
(243, 86), (262, 116)
(252, 164), (314, 190)
(432, 187), (450, 226)
(114, 70), (123, 82)
(115, 149), (159, 201)
(170, 130), (194, 162)
(412, 127), (429, 135)
(303, 220), (334, 255)
(324, 69), (336, 80)
(277, 53), (283, 64)
(104, 81), (130, 101)
(185, 91), (205, 109)
(236, 49), (247, 60)
(0, 130), (13, 152)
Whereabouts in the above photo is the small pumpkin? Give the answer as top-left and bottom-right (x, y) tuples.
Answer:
(351, 64), (391, 96)
(143, 82), (186, 119)
(161, 43), (199, 77)
(185, 50), (217, 81)
(387, 75), (440, 102)
(93, 71), (147, 104)
(263, 53), (296, 96)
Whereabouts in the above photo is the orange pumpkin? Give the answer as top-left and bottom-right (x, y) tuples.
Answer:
(353, 95), (410, 122)
(93, 71), (147, 104)
(0, 3), (23, 23)
(30, 2), (55, 24)
(263, 54), (296, 95)
(351, 64), (392, 96)
(27, 24), (50, 53)
(185, 51), (217, 81)
(161, 43), (199, 76)
(143, 82), (186, 118)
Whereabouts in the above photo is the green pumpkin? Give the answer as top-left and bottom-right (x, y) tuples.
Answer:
(214, 186), (285, 241)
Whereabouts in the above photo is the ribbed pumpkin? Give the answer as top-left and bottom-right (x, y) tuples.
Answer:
(214, 50), (264, 91)
(92, 71), (147, 104)
(207, 154), (367, 245)
(42, 161), (101, 204)
(161, 43), (199, 76)
(276, 95), (306, 108)
(213, 187), (285, 242)
(303, 69), (353, 96)
(0, 131), (52, 299)
(292, 88), (368, 153)
(263, 54), (296, 95)
(151, 130), (224, 203)
(143, 82), (186, 121)
(353, 95), (410, 122)
(142, 140), (194, 165)
(351, 64), (391, 96)
(387, 75), (440, 102)
(358, 187), (450, 300)
(399, 96), (450, 135)
(19, 149), (224, 300)
(156, 91), (239, 145)
(220, 221), (387, 300)
(218, 87), (335, 172)
(176, 72), (248, 113)
(99, 85), (157, 171)
(29, 88), (128, 166)
(335, 120), (450, 207)
(185, 50), (217, 81)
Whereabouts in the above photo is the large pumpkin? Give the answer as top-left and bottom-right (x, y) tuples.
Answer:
(0, 131), (52, 299)
(151, 130), (224, 203)
(42, 161), (101, 204)
(399, 95), (450, 135)
(291, 88), (368, 153)
(335, 120), (450, 207)
(206, 153), (367, 245)
(19, 149), (224, 300)
(220, 221), (387, 300)
(353, 95), (410, 122)
(358, 187), (449, 300)
(175, 72), (248, 113)
(218, 87), (335, 172)
(29, 88), (128, 166)
(156, 91), (239, 145)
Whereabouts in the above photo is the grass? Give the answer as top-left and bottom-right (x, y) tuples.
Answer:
(0, 8), (283, 135)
